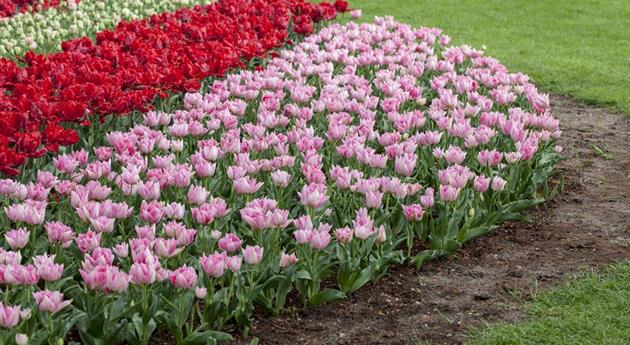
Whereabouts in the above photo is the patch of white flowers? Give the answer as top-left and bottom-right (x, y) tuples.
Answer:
(0, 0), (215, 58)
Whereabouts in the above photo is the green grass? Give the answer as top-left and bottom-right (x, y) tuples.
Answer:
(466, 261), (630, 345)
(340, 0), (630, 115)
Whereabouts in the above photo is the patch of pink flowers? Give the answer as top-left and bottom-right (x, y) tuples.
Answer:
(0, 16), (561, 343)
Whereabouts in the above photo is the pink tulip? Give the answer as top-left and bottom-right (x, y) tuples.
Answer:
(4, 228), (29, 250)
(195, 287), (207, 299)
(200, 252), (226, 278)
(330, 166), (352, 189)
(365, 191), (383, 209)
(33, 290), (72, 314)
(54, 180), (75, 196)
(233, 176), (263, 194)
(75, 230), (102, 253)
(294, 215), (313, 231)
(242, 245), (264, 265)
(82, 248), (115, 271)
(157, 268), (173, 282)
(129, 263), (157, 285)
(420, 188), (435, 208)
(169, 266), (198, 289)
(94, 147), (113, 161)
(194, 161), (216, 177)
(129, 239), (153, 259)
(294, 229), (313, 244)
(19, 308), (30, 320)
(299, 183), (328, 209)
(13, 264), (39, 285)
(271, 170), (291, 187)
(154, 238), (181, 258)
(439, 185), (460, 202)
(270, 209), (290, 228)
(0, 250), (22, 266)
(137, 181), (161, 200)
(176, 228), (197, 246)
(394, 153), (417, 176)
(45, 222), (74, 248)
(218, 234), (243, 253)
(85, 181), (112, 200)
(309, 229), (331, 250)
(16, 333), (28, 345)
(164, 202), (185, 219)
(473, 175), (491, 193)
(139, 200), (164, 224)
(108, 269), (130, 293)
(226, 166), (247, 180)
(187, 185), (209, 205)
(225, 256), (242, 272)
(443, 146), (467, 165)
(191, 203), (216, 225)
(113, 243), (129, 258)
(353, 208), (374, 240)
(334, 227), (353, 244)
(90, 216), (115, 233)
(402, 204), (425, 222)
(36, 171), (58, 189)
(491, 176), (507, 191)
(79, 265), (109, 290)
(0, 303), (20, 328)
(279, 252), (298, 268)
(6, 201), (46, 225)
(135, 224), (156, 240)
(53, 154), (79, 174)
(33, 255), (64, 282)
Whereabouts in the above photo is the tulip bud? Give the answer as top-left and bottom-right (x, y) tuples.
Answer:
(16, 334), (28, 345)
(195, 287), (207, 299)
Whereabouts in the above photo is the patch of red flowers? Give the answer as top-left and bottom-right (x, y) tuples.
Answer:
(0, 0), (67, 18)
(0, 0), (348, 175)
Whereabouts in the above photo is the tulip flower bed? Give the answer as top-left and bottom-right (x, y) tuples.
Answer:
(0, 0), (65, 19)
(0, 0), (346, 176)
(0, 0), (214, 58)
(0, 16), (562, 345)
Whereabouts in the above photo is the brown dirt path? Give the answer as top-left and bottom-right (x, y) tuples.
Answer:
(233, 95), (630, 345)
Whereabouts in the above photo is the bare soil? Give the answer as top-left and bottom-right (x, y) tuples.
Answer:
(228, 95), (630, 345)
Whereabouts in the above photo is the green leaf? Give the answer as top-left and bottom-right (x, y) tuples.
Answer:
(295, 270), (312, 281)
(498, 212), (531, 223)
(411, 249), (449, 269)
(349, 265), (376, 293)
(185, 330), (233, 344)
(463, 225), (497, 243)
(275, 276), (293, 312)
(309, 288), (346, 305)
(501, 198), (545, 213)
(447, 202), (469, 240)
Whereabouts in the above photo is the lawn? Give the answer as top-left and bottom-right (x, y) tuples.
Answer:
(342, 0), (630, 115)
(467, 261), (630, 345)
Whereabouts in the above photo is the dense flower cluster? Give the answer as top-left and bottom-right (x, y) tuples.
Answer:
(0, 16), (560, 345)
(0, 0), (345, 175)
(0, 0), (214, 58)
(0, 0), (65, 19)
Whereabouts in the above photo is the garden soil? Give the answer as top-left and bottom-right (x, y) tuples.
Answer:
(224, 95), (630, 345)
